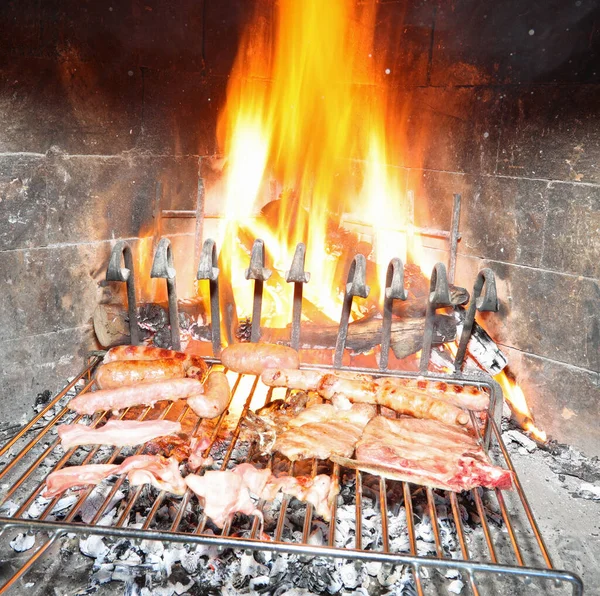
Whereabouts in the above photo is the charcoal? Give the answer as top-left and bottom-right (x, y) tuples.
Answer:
(34, 389), (52, 409)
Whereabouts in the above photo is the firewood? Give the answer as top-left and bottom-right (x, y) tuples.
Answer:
(93, 304), (131, 347)
(255, 314), (456, 360)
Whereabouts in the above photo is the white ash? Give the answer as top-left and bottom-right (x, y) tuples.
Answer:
(573, 483), (600, 501)
(448, 578), (465, 594)
(504, 430), (537, 453)
(9, 532), (35, 552)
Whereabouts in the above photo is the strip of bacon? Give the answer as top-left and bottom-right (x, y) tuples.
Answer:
(42, 454), (186, 498)
(185, 471), (261, 528)
(69, 378), (203, 415)
(42, 464), (120, 497)
(185, 464), (339, 528)
(117, 455), (186, 495)
(57, 420), (182, 450)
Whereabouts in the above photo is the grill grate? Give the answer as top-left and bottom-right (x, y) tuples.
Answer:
(0, 358), (583, 595)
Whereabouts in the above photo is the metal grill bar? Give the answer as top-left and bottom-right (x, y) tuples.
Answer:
(0, 362), (583, 595)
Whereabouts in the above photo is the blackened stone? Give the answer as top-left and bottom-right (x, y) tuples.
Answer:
(0, 60), (142, 155)
(0, 156), (48, 251)
(387, 87), (501, 175)
(432, 0), (600, 85)
(453, 255), (600, 373)
(132, 0), (205, 72)
(45, 155), (155, 245)
(497, 85), (600, 184)
(373, 0), (434, 87)
(203, 0), (273, 78)
(139, 71), (225, 156)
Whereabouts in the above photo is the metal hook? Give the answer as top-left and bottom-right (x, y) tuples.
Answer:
(285, 243), (310, 350)
(245, 239), (272, 343)
(380, 258), (408, 370)
(454, 268), (499, 372)
(334, 254), (370, 368)
(197, 238), (221, 356)
(150, 238), (181, 351)
(419, 262), (454, 373)
(106, 241), (139, 345)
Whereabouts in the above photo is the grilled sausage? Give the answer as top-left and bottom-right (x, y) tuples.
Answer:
(260, 369), (488, 411)
(221, 343), (299, 375)
(95, 359), (186, 390)
(103, 345), (208, 379)
(318, 375), (469, 426)
(188, 371), (231, 419)
(69, 378), (204, 415)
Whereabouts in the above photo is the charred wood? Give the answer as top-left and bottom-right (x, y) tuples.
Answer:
(239, 314), (456, 359)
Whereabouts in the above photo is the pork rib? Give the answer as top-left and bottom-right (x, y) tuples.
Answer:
(334, 416), (513, 492)
(273, 402), (376, 461)
(57, 419), (182, 450)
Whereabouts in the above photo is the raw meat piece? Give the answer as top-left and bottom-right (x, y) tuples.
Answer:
(262, 474), (339, 521)
(185, 464), (340, 528)
(335, 416), (513, 492)
(57, 419), (182, 450)
(117, 455), (186, 495)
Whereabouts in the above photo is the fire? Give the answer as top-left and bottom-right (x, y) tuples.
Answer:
(209, 0), (424, 327)
(495, 371), (547, 442)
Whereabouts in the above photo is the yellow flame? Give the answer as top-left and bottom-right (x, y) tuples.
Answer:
(209, 0), (427, 327)
(495, 371), (547, 442)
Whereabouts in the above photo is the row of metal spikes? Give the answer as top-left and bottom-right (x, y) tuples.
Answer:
(106, 237), (499, 375)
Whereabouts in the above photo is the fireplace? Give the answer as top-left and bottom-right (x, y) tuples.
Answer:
(0, 0), (598, 594)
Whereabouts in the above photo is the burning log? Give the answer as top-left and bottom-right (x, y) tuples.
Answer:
(250, 313), (456, 360)
(453, 308), (507, 375)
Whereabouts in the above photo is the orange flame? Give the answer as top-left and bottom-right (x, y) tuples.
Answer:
(208, 0), (428, 326)
(495, 371), (546, 442)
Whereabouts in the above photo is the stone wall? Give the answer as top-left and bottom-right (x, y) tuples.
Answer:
(1, 0), (598, 453)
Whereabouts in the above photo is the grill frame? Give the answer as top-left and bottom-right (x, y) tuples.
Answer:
(0, 357), (584, 596)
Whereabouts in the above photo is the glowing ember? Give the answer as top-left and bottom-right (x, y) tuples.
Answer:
(495, 371), (546, 442)
(208, 0), (428, 326)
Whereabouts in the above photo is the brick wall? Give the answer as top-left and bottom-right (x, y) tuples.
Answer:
(1, 0), (598, 454)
